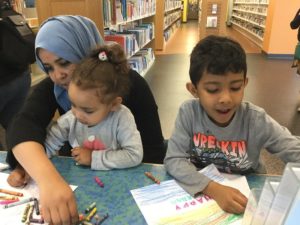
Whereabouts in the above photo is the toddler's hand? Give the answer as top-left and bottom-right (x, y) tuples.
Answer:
(202, 181), (248, 214)
(7, 166), (31, 187)
(71, 147), (92, 166)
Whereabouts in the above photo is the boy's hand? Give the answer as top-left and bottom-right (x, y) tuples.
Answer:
(7, 166), (31, 187)
(39, 177), (78, 225)
(71, 147), (92, 166)
(202, 181), (248, 214)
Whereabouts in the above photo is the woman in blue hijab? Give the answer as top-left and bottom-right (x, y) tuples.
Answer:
(6, 15), (165, 225)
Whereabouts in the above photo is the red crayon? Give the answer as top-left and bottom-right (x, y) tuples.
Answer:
(94, 176), (104, 188)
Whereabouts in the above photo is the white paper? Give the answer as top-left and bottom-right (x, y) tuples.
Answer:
(0, 172), (77, 225)
(131, 164), (250, 225)
(0, 163), (9, 171)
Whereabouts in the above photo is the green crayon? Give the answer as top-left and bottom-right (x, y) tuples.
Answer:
(85, 202), (96, 213)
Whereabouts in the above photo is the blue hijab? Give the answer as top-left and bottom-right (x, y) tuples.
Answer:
(35, 15), (104, 112)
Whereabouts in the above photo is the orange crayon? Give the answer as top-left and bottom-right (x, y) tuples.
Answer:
(0, 188), (23, 197)
(144, 172), (160, 184)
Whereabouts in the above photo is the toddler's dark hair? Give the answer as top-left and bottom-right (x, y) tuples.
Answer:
(189, 35), (247, 85)
(72, 43), (130, 104)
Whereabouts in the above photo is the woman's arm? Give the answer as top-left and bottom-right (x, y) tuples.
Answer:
(13, 141), (78, 225)
(124, 70), (166, 163)
(6, 77), (58, 168)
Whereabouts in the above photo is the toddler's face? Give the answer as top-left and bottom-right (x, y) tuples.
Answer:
(68, 83), (118, 126)
(190, 71), (247, 127)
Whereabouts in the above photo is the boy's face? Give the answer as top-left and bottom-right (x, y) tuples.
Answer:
(187, 71), (248, 127)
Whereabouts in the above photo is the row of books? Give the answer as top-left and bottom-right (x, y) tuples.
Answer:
(242, 162), (300, 225)
(164, 20), (181, 42)
(104, 23), (154, 58)
(165, 0), (182, 12)
(103, 0), (156, 27)
(164, 10), (182, 30)
(128, 48), (155, 76)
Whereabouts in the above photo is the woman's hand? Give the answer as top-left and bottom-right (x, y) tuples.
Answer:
(39, 175), (78, 225)
(7, 165), (30, 187)
(202, 181), (248, 214)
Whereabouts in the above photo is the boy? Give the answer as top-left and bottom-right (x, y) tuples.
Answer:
(164, 35), (300, 214)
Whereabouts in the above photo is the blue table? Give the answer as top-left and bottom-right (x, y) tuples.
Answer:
(0, 152), (269, 224)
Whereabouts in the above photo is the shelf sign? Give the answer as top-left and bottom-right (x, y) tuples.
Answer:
(212, 4), (218, 14)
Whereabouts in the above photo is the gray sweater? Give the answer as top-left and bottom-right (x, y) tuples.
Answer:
(45, 105), (143, 170)
(164, 99), (300, 196)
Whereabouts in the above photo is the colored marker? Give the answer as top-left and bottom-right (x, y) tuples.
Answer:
(94, 176), (104, 188)
(85, 207), (97, 221)
(144, 172), (160, 184)
(2, 197), (35, 209)
(0, 188), (23, 196)
(85, 202), (96, 213)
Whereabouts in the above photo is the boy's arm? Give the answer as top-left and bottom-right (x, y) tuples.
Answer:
(91, 107), (143, 170)
(255, 111), (300, 163)
(164, 104), (211, 196)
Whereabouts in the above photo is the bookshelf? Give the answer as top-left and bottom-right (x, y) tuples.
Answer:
(35, 0), (156, 77)
(230, 0), (269, 47)
(155, 0), (182, 51)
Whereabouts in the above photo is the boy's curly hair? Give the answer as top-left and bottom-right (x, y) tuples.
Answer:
(189, 35), (247, 85)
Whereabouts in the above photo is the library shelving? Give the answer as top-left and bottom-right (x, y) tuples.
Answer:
(230, 0), (269, 47)
(155, 0), (182, 51)
(35, 0), (155, 77)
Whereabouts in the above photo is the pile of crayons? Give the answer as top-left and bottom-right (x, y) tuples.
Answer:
(78, 202), (109, 225)
(0, 188), (43, 224)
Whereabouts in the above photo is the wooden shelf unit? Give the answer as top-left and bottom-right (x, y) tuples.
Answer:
(36, 0), (157, 76)
(230, 0), (269, 47)
(155, 0), (182, 51)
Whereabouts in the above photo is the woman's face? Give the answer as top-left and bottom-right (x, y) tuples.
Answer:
(38, 48), (76, 89)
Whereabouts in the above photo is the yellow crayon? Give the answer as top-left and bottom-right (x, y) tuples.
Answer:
(86, 207), (97, 221)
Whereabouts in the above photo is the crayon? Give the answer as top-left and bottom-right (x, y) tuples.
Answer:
(29, 217), (44, 224)
(144, 172), (160, 184)
(0, 199), (19, 205)
(2, 197), (35, 209)
(0, 195), (19, 200)
(24, 204), (33, 224)
(96, 213), (109, 225)
(82, 221), (93, 225)
(94, 176), (104, 188)
(85, 202), (96, 213)
(21, 204), (30, 222)
(85, 207), (97, 221)
(34, 198), (40, 215)
(0, 188), (23, 196)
